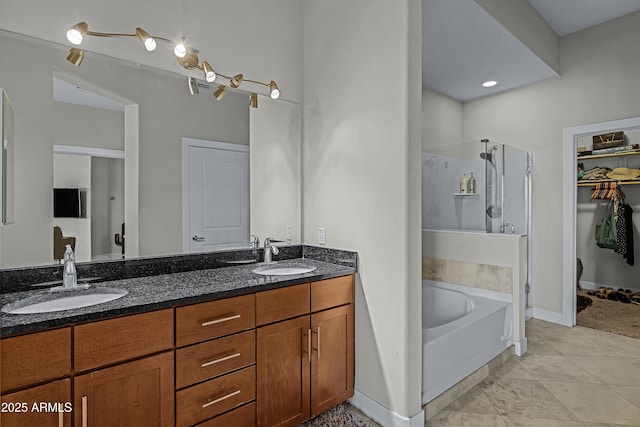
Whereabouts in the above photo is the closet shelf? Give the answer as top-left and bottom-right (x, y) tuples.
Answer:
(577, 179), (640, 187)
(577, 149), (640, 160)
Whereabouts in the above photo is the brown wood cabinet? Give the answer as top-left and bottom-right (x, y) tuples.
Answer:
(256, 275), (355, 427)
(0, 379), (71, 427)
(74, 352), (174, 427)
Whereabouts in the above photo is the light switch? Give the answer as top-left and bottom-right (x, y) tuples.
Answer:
(318, 227), (326, 245)
(286, 225), (292, 242)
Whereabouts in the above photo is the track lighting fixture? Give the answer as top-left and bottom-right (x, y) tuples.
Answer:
(188, 77), (199, 95)
(135, 28), (156, 51)
(213, 85), (226, 101)
(66, 22), (88, 45)
(64, 22), (280, 107)
(269, 81), (280, 100)
(229, 74), (244, 88)
(202, 61), (216, 83)
(66, 48), (85, 66)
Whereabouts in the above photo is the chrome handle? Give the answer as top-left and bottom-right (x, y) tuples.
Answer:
(201, 352), (241, 368)
(202, 390), (241, 408)
(82, 396), (87, 427)
(317, 326), (320, 359)
(201, 314), (240, 327)
(59, 410), (64, 427)
(192, 235), (205, 242)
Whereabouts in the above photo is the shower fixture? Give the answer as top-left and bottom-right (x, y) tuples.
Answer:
(480, 144), (498, 167)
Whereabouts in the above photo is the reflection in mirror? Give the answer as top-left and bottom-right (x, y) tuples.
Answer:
(0, 30), (301, 269)
(1, 88), (15, 225)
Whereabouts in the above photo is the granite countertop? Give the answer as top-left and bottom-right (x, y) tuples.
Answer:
(0, 258), (355, 337)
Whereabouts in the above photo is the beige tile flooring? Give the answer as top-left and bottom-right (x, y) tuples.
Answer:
(427, 319), (640, 426)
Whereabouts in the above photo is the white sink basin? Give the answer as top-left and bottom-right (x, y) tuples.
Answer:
(252, 263), (317, 276)
(2, 287), (128, 314)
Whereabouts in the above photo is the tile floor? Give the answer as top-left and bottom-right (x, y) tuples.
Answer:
(427, 319), (640, 426)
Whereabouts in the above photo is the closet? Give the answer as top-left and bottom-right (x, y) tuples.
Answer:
(575, 130), (639, 333)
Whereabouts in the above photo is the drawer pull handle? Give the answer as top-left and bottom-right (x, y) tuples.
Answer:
(59, 409), (64, 427)
(201, 352), (241, 367)
(201, 389), (241, 408)
(312, 326), (321, 359)
(307, 329), (312, 362)
(201, 314), (241, 327)
(82, 396), (88, 427)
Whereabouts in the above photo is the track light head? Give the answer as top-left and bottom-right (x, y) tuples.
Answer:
(269, 81), (280, 100)
(67, 22), (88, 45)
(229, 74), (243, 88)
(174, 39), (187, 58)
(249, 93), (258, 109)
(66, 48), (85, 66)
(213, 85), (226, 101)
(202, 61), (216, 82)
(135, 28), (156, 51)
(188, 77), (199, 95)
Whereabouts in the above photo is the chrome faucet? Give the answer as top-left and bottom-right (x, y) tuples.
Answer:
(62, 244), (77, 288)
(249, 234), (260, 249)
(263, 237), (280, 264)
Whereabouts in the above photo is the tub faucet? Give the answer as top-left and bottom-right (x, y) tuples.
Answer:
(499, 223), (515, 234)
(263, 237), (280, 264)
(62, 244), (77, 288)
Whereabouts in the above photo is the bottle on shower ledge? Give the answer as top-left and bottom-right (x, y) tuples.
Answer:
(468, 172), (476, 193)
(460, 174), (468, 194)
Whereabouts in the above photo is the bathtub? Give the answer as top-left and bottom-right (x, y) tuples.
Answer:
(422, 280), (512, 404)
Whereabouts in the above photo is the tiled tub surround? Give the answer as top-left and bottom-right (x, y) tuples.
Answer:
(0, 245), (357, 337)
(422, 257), (512, 293)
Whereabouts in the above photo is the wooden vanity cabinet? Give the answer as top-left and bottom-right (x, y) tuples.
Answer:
(1, 328), (72, 427)
(256, 275), (355, 427)
(175, 294), (256, 427)
(73, 309), (175, 427)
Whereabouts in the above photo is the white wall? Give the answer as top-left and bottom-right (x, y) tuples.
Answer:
(303, 0), (423, 423)
(462, 12), (640, 313)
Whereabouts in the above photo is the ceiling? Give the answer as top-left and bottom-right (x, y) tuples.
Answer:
(422, 0), (640, 102)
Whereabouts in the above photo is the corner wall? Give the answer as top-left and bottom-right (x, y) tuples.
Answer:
(303, 0), (423, 423)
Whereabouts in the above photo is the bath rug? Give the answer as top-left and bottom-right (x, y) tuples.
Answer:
(576, 295), (592, 313)
(301, 404), (372, 427)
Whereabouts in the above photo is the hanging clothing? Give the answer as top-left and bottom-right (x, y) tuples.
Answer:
(614, 202), (634, 266)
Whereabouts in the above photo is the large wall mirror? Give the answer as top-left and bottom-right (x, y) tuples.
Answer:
(0, 30), (301, 269)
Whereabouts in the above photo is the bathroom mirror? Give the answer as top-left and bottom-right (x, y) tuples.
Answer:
(0, 30), (301, 269)
(1, 88), (15, 226)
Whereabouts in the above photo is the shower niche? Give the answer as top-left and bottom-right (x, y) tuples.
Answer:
(422, 139), (531, 235)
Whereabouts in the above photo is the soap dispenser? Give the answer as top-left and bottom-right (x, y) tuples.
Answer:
(460, 174), (468, 194)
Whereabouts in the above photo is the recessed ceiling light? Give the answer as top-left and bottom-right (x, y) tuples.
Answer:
(482, 80), (498, 88)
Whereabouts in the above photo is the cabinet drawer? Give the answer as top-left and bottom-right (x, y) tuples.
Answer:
(311, 275), (354, 312)
(176, 330), (255, 389)
(256, 283), (309, 326)
(195, 402), (255, 427)
(176, 365), (256, 426)
(0, 379), (71, 427)
(1, 328), (71, 392)
(74, 309), (174, 372)
(176, 294), (255, 346)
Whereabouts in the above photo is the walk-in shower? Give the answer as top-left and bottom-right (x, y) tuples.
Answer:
(422, 139), (531, 235)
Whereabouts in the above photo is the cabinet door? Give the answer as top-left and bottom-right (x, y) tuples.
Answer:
(0, 379), (71, 427)
(311, 304), (354, 417)
(257, 316), (310, 427)
(74, 352), (174, 427)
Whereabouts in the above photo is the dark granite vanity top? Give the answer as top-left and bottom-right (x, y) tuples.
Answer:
(0, 245), (357, 337)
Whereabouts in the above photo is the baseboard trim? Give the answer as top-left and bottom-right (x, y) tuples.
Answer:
(512, 337), (528, 356)
(349, 389), (425, 427)
(580, 280), (640, 294)
(532, 307), (565, 325)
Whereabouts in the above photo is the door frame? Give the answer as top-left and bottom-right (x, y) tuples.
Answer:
(562, 116), (640, 326)
(181, 137), (250, 253)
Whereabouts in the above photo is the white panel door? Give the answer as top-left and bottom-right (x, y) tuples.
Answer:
(186, 142), (249, 252)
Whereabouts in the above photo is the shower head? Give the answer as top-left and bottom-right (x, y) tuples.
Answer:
(480, 145), (498, 166)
